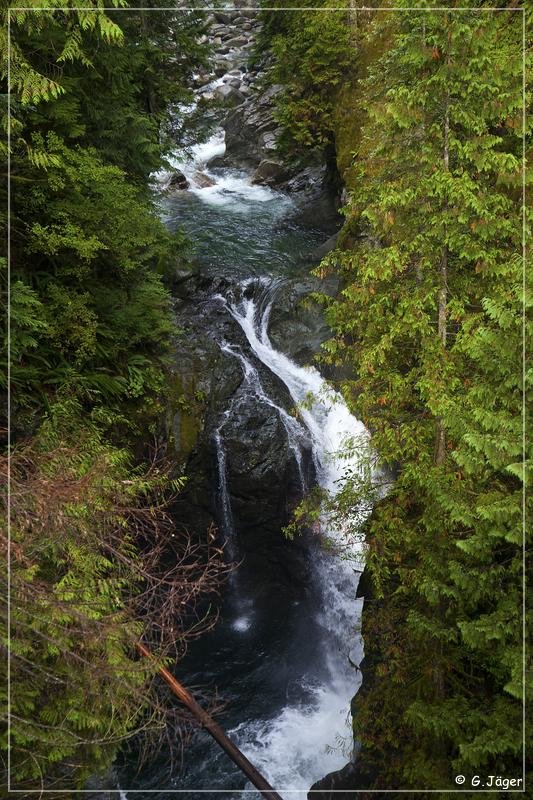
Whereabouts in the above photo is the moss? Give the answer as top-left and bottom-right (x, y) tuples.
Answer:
(165, 372), (206, 462)
(333, 77), (363, 194)
(333, 13), (395, 194)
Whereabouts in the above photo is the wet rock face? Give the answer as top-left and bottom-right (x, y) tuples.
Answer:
(308, 762), (363, 800)
(192, 170), (216, 188)
(167, 169), (190, 190)
(251, 158), (289, 186)
(168, 278), (314, 567)
(284, 164), (342, 232)
(268, 275), (339, 367)
(222, 85), (285, 167)
(166, 8), (341, 579)
(214, 388), (305, 528)
(205, 348), (315, 588)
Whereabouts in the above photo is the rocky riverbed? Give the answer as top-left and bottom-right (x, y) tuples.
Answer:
(114, 7), (371, 798)
(167, 5), (342, 228)
(159, 6), (345, 569)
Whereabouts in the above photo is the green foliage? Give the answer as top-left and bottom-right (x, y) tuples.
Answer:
(1, 403), (226, 791)
(2, 416), (150, 788)
(2, 1), (209, 179)
(2, 2), (219, 791)
(283, 486), (324, 540)
(316, 4), (530, 789)
(7, 138), (183, 428)
(2, 2), (200, 432)
(259, 0), (357, 158)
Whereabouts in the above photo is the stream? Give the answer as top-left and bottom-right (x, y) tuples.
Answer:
(119, 126), (371, 798)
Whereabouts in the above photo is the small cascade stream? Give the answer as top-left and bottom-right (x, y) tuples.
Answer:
(212, 281), (369, 791)
(219, 340), (309, 492)
(213, 416), (237, 561)
(120, 80), (372, 799)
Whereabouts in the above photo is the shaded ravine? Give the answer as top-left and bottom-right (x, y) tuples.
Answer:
(215, 280), (370, 791)
(119, 128), (371, 797)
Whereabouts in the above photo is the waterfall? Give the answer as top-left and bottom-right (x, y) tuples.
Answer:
(213, 417), (237, 563)
(120, 13), (377, 797)
(157, 128), (289, 212)
(220, 281), (371, 536)
(219, 340), (308, 492)
(213, 279), (372, 793)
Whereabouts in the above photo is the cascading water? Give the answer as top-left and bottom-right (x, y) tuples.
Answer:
(120, 94), (372, 799)
(213, 415), (237, 561)
(212, 281), (370, 793)
(219, 340), (309, 492)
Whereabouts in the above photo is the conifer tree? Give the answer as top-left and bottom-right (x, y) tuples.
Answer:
(318, 4), (530, 787)
(1, 2), (224, 789)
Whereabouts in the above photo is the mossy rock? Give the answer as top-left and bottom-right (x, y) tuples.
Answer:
(166, 371), (207, 462)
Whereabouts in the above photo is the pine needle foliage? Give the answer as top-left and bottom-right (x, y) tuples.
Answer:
(258, 0), (358, 159)
(1, 408), (227, 790)
(2, 2), (222, 790)
(313, 4), (530, 789)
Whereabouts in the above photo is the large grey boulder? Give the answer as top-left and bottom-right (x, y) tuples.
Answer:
(167, 169), (189, 190)
(251, 159), (287, 186)
(215, 82), (245, 106)
(223, 85), (284, 166)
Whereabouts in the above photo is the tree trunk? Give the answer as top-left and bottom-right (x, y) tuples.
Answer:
(137, 643), (284, 800)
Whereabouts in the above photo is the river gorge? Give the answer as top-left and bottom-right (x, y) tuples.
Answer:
(10, 5), (522, 797)
(117, 9), (371, 798)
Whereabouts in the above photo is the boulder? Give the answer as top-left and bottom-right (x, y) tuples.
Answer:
(192, 171), (216, 188)
(214, 11), (237, 24)
(215, 59), (241, 76)
(214, 62), (229, 77)
(251, 159), (287, 186)
(225, 35), (249, 47)
(167, 169), (189, 190)
(193, 72), (211, 87)
(197, 91), (215, 103)
(205, 154), (232, 170)
(211, 23), (231, 35)
(215, 82), (245, 106)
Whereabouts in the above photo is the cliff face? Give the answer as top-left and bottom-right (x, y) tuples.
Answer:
(162, 7), (342, 592)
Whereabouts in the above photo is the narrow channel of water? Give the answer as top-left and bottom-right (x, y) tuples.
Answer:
(120, 129), (371, 798)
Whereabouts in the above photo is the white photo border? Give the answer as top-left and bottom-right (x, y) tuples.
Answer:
(5, 4), (528, 794)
